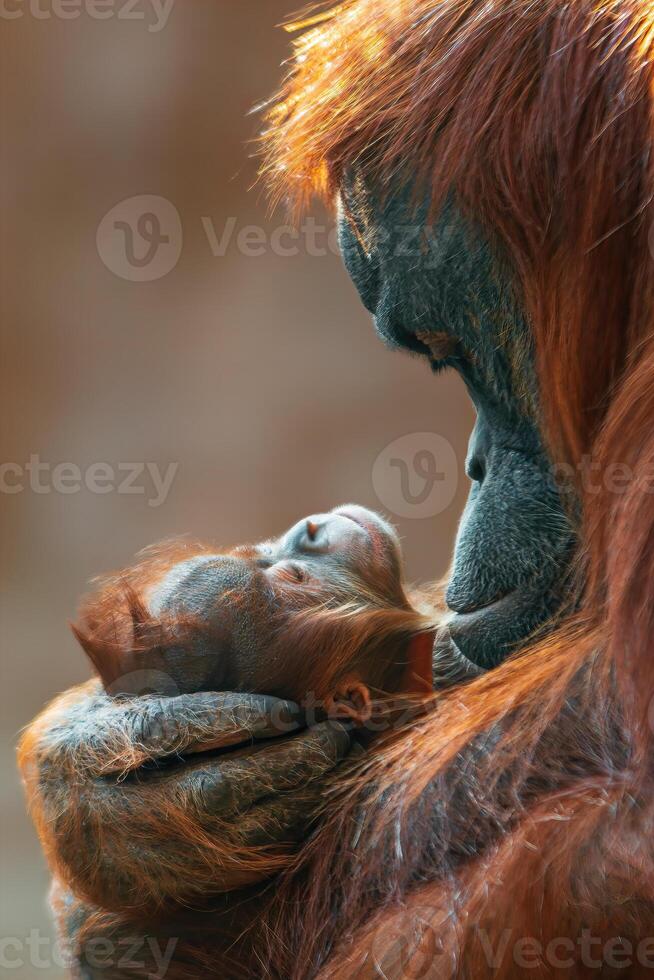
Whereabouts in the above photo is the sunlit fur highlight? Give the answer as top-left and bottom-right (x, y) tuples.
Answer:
(263, 0), (654, 470)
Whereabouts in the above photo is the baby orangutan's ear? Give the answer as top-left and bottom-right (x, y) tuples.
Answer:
(326, 679), (373, 725)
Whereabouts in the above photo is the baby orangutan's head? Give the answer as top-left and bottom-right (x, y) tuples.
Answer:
(74, 505), (435, 724)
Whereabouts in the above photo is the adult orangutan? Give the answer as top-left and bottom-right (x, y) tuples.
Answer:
(19, 0), (654, 976)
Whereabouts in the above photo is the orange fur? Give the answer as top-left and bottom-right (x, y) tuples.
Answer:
(17, 2), (654, 976)
(257, 1), (654, 975)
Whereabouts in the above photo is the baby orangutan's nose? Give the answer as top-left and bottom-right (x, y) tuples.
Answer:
(306, 520), (319, 541)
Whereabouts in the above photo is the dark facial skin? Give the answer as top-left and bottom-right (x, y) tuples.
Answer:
(142, 504), (408, 701)
(339, 178), (577, 670)
(256, 503), (405, 607)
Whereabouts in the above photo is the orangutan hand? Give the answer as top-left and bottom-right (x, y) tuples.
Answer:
(19, 679), (351, 913)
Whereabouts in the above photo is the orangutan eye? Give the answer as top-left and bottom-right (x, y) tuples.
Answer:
(273, 562), (306, 584)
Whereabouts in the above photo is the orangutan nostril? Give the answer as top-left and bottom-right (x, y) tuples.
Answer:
(466, 455), (486, 484)
(306, 521), (319, 541)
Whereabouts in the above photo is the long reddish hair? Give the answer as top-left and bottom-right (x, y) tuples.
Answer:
(255, 1), (654, 975)
(261, 0), (654, 741)
(18, 4), (654, 977)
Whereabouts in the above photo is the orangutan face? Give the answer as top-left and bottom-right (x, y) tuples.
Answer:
(338, 177), (577, 670)
(145, 504), (411, 702)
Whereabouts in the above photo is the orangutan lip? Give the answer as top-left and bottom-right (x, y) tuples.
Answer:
(340, 511), (368, 532)
(448, 590), (518, 624)
(335, 507), (376, 536)
(335, 506), (389, 558)
(434, 633), (486, 687)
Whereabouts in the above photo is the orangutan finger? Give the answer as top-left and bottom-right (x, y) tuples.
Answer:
(86, 691), (304, 775)
(175, 721), (352, 817)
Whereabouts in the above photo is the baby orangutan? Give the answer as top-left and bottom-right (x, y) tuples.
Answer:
(74, 504), (435, 725)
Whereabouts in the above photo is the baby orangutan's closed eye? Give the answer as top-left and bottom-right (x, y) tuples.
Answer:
(73, 504), (436, 727)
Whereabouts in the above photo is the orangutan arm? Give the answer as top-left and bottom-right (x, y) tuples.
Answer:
(19, 679), (351, 914)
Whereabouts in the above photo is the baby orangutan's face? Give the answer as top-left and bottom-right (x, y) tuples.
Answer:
(77, 506), (434, 720)
(242, 503), (407, 606)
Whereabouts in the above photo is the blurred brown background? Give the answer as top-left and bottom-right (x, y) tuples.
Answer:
(0, 3), (474, 976)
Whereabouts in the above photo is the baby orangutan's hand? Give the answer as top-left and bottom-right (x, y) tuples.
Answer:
(18, 679), (352, 913)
